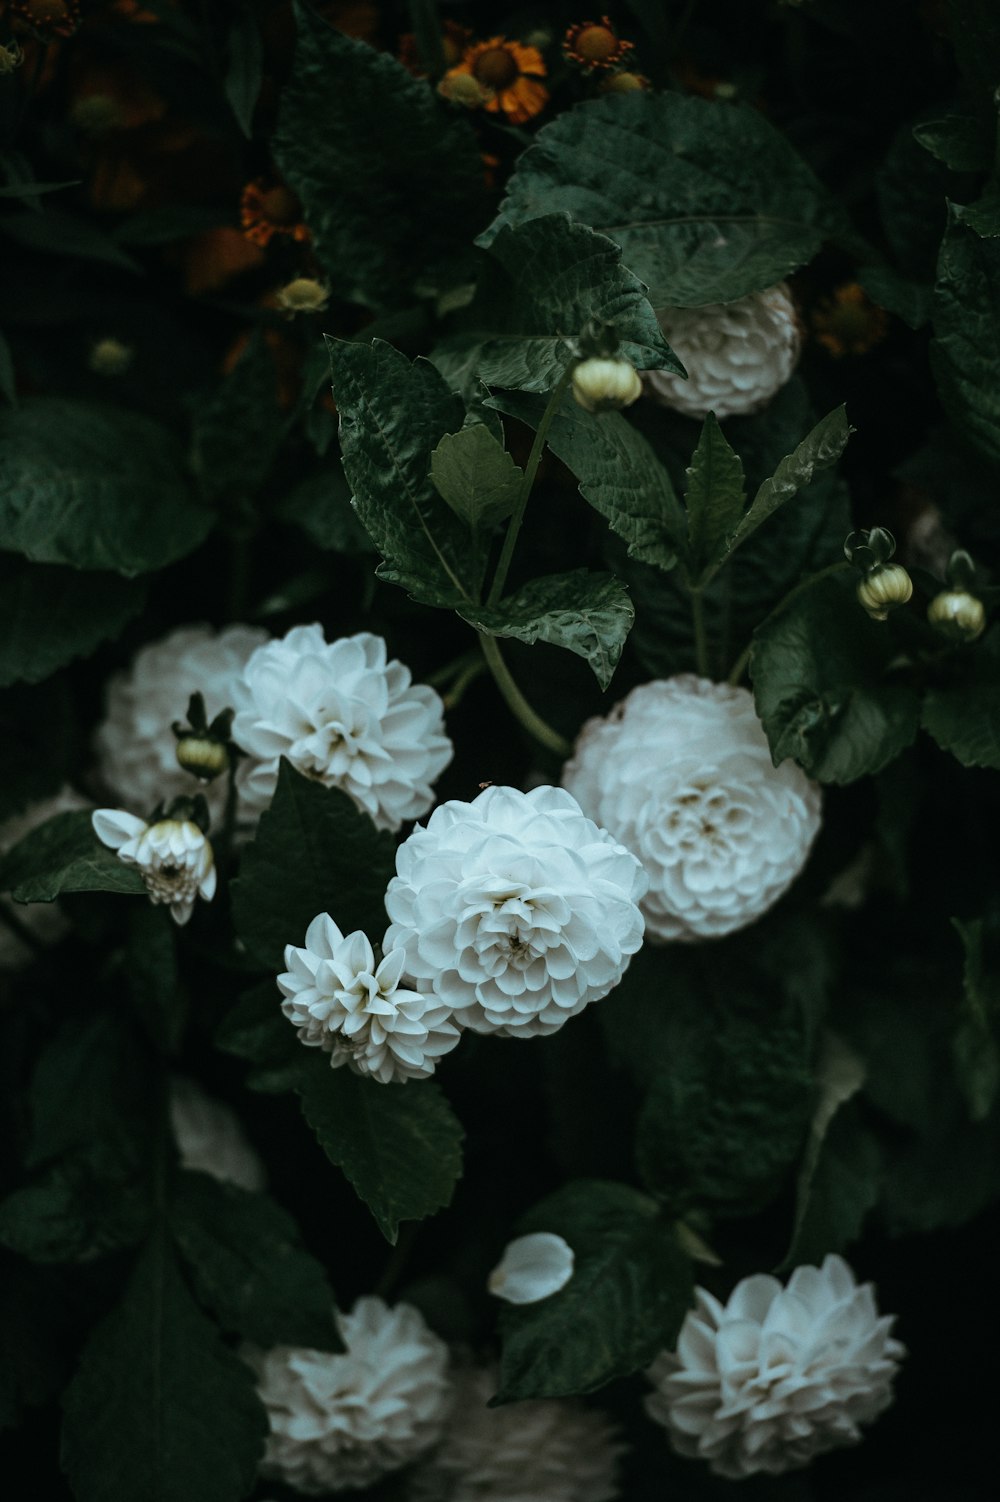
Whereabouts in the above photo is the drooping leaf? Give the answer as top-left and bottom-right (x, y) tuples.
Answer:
(296, 1053), (464, 1244)
(493, 1179), (694, 1402)
(931, 213), (1000, 471)
(231, 761), (395, 972)
(224, 6), (263, 136)
(0, 399), (211, 575)
(0, 559), (146, 688)
(780, 1033), (868, 1269)
(0, 810), (146, 903)
(430, 424), (523, 533)
(482, 92), (844, 306)
(461, 570), (634, 690)
(684, 413), (746, 581)
(60, 1235), (267, 1502)
(781, 1101), (883, 1267)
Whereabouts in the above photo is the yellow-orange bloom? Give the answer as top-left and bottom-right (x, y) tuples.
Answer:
(443, 36), (548, 125)
(811, 282), (889, 358)
(239, 179), (310, 248)
(564, 17), (634, 71)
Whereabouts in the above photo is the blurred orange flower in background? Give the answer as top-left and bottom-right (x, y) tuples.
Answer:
(442, 36), (548, 125)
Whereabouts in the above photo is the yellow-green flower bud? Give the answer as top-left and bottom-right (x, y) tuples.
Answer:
(927, 589), (986, 642)
(275, 277), (329, 315)
(88, 337), (133, 376)
(571, 356), (643, 414)
(856, 564), (913, 621)
(175, 736), (230, 782)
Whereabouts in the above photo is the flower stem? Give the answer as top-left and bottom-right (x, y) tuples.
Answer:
(727, 560), (852, 686)
(443, 655), (487, 711)
(486, 366), (574, 610)
(479, 635), (572, 759)
(691, 587), (710, 677)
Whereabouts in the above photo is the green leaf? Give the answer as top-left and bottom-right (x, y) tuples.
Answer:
(25, 1010), (152, 1170)
(858, 265), (931, 330)
(216, 980), (305, 1095)
(273, 467), (375, 554)
(0, 327), (15, 406)
(953, 183), (1000, 238)
(877, 121), (953, 281)
(170, 1172), (340, 1349)
(684, 413), (746, 581)
(931, 213), (1000, 471)
(191, 328), (287, 504)
(751, 574), (921, 784)
(780, 1033), (868, 1269)
(125, 905), (185, 1056)
(1, 208), (141, 272)
(493, 1180), (693, 1402)
(328, 337), (485, 606)
(913, 115), (992, 172)
(274, 2), (487, 309)
(231, 760), (395, 972)
(0, 398), (211, 576)
(0, 1145), (152, 1265)
(0, 559), (146, 688)
(483, 92), (843, 306)
(951, 917), (1000, 1121)
(922, 651), (1000, 768)
(60, 1235), (267, 1502)
(296, 1053), (464, 1244)
(430, 424), (522, 532)
(0, 1260), (67, 1431)
(490, 389), (686, 571)
(437, 214), (681, 393)
(0, 810), (146, 903)
(461, 570), (634, 690)
(781, 1101), (882, 1267)
(224, 7), (262, 136)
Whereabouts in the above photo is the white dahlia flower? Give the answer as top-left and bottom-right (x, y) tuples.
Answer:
(247, 1295), (452, 1494)
(92, 809), (216, 926)
(169, 1076), (265, 1191)
(488, 1233), (575, 1304)
(563, 677), (821, 942)
(0, 786), (89, 971)
(94, 624), (267, 820)
(277, 914), (461, 1084)
(231, 626), (453, 831)
(643, 283), (801, 420)
(408, 1364), (623, 1502)
(646, 1256), (905, 1480)
(383, 785), (646, 1038)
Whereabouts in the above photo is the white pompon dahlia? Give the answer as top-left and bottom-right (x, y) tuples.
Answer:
(0, 787), (90, 971)
(92, 810), (216, 925)
(643, 283), (801, 420)
(383, 785), (646, 1037)
(230, 626), (453, 830)
(94, 624), (267, 818)
(247, 1296), (452, 1495)
(645, 1256), (905, 1480)
(169, 1077), (265, 1191)
(563, 677), (821, 942)
(277, 914), (461, 1084)
(408, 1365), (623, 1502)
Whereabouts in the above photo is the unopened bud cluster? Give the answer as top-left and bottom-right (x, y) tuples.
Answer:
(845, 528), (912, 622)
(172, 692), (235, 782)
(927, 550), (987, 643)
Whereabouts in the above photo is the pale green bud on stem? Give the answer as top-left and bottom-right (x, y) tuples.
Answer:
(856, 564), (913, 622)
(927, 589), (986, 643)
(571, 356), (643, 414)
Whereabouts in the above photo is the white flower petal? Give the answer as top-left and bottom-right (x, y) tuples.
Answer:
(488, 1232), (575, 1304)
(92, 807), (147, 850)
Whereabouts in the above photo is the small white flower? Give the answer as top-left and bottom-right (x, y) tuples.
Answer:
(92, 810), (216, 926)
(643, 283), (801, 420)
(384, 785), (647, 1038)
(407, 1364), (624, 1502)
(488, 1232), (575, 1304)
(278, 914), (461, 1084)
(563, 676), (821, 941)
(0, 787), (90, 971)
(645, 1255), (905, 1480)
(169, 1077), (265, 1191)
(247, 1295), (452, 1495)
(231, 626), (453, 831)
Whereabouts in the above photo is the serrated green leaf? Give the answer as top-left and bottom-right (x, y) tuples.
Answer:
(274, 2), (486, 309)
(0, 559), (146, 688)
(328, 337), (486, 606)
(430, 424), (522, 532)
(483, 92), (843, 306)
(231, 761), (395, 972)
(437, 214), (681, 393)
(953, 183), (1000, 237)
(922, 653), (1000, 768)
(684, 413), (746, 581)
(461, 570), (634, 690)
(170, 1171), (340, 1349)
(191, 328), (287, 504)
(296, 1053), (463, 1243)
(224, 7), (262, 136)
(913, 114), (992, 172)
(931, 214), (1000, 471)
(491, 389), (686, 571)
(0, 399), (211, 576)
(60, 1235), (267, 1502)
(0, 810), (146, 903)
(493, 1179), (693, 1402)
(751, 575), (920, 784)
(216, 980), (305, 1095)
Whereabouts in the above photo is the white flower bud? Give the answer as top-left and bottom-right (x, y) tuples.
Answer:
(571, 356), (643, 414)
(91, 810), (216, 926)
(856, 564), (913, 621)
(488, 1232), (575, 1303)
(927, 589), (986, 642)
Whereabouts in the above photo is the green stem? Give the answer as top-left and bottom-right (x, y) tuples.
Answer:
(727, 560), (851, 686)
(443, 656), (486, 711)
(486, 367), (574, 610)
(426, 648), (481, 690)
(691, 588), (709, 677)
(479, 635), (572, 759)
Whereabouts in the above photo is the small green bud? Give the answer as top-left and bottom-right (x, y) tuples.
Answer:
(175, 735), (231, 782)
(571, 356), (643, 414)
(927, 589), (986, 642)
(856, 564), (913, 621)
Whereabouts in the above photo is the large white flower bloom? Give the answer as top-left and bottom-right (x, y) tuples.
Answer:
(383, 785), (646, 1038)
(643, 283), (801, 420)
(92, 810), (216, 925)
(408, 1364), (623, 1502)
(169, 1077), (265, 1191)
(563, 677), (821, 942)
(0, 786), (89, 970)
(230, 626), (453, 830)
(277, 914), (461, 1084)
(94, 624), (267, 818)
(247, 1295), (452, 1495)
(646, 1256), (905, 1480)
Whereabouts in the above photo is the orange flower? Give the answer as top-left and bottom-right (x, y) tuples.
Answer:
(180, 228), (267, 296)
(442, 36), (548, 125)
(239, 179), (310, 247)
(811, 282), (889, 358)
(398, 19), (473, 75)
(9, 0), (81, 38)
(563, 17), (634, 72)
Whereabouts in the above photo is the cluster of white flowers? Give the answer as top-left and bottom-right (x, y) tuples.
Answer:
(646, 1255), (905, 1479)
(643, 283), (801, 420)
(92, 810), (216, 926)
(247, 1296), (451, 1494)
(0, 786), (90, 970)
(563, 677), (821, 941)
(169, 1077), (265, 1191)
